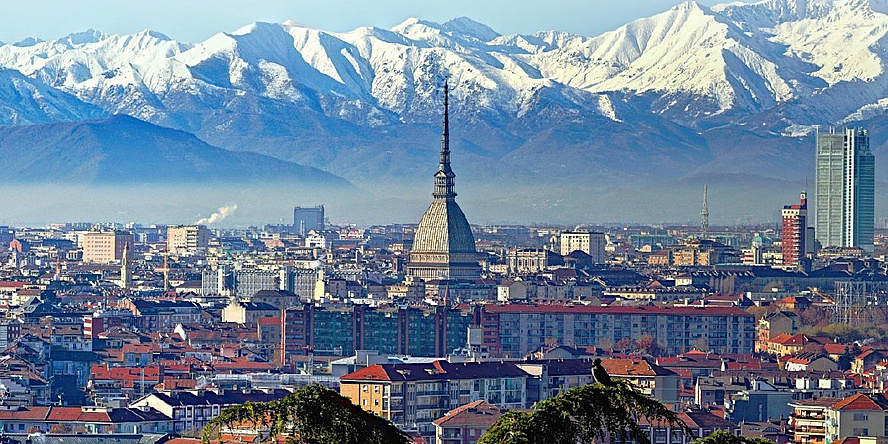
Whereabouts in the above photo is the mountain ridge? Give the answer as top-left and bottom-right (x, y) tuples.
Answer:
(1, 1), (888, 222)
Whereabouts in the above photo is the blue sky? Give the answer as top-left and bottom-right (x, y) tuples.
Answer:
(1, 0), (738, 43)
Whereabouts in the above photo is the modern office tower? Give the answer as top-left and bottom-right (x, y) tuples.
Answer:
(293, 205), (325, 236)
(167, 225), (210, 255)
(781, 192), (807, 267)
(815, 127), (875, 251)
(407, 82), (480, 281)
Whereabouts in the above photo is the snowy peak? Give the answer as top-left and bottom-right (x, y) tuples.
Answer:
(442, 17), (501, 42)
(12, 37), (44, 47)
(713, 0), (833, 26)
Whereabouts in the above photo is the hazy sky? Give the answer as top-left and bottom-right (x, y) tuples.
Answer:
(1, 0), (737, 44)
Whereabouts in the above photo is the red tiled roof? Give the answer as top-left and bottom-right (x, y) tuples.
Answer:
(832, 394), (884, 411)
(432, 400), (507, 427)
(47, 408), (111, 422)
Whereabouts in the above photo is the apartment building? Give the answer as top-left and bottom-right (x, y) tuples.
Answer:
(281, 304), (477, 361)
(481, 304), (755, 357)
(82, 231), (133, 264)
(167, 225), (210, 255)
(129, 389), (292, 433)
(341, 361), (528, 439)
(341, 358), (680, 441)
(559, 230), (606, 263)
(791, 398), (838, 444)
(825, 394), (888, 444)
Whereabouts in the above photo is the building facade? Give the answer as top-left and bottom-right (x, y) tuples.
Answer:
(82, 231), (134, 264)
(167, 225), (210, 255)
(293, 205), (325, 236)
(480, 304), (755, 357)
(815, 128), (875, 251)
(407, 83), (480, 281)
(782, 192), (808, 268)
(559, 230), (606, 263)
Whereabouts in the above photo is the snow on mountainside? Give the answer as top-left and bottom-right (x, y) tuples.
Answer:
(0, 68), (105, 125)
(2, 0), (888, 192)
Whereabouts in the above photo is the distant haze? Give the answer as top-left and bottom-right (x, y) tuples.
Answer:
(0, 0), (738, 43)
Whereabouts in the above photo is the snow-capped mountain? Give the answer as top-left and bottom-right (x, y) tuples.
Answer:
(2, 0), (888, 208)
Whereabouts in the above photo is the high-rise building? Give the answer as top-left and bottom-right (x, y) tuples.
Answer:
(82, 231), (134, 264)
(781, 192), (808, 268)
(167, 225), (210, 255)
(293, 205), (325, 236)
(559, 230), (606, 263)
(815, 128), (875, 251)
(407, 83), (480, 281)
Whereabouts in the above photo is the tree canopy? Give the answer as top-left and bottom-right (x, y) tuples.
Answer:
(477, 380), (691, 444)
(690, 430), (776, 444)
(201, 384), (410, 444)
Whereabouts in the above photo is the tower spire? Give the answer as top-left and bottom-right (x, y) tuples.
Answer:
(433, 80), (456, 200)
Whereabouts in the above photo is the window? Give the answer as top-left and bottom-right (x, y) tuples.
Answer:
(853, 413), (869, 421)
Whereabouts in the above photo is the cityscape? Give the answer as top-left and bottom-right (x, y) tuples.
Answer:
(1, 1), (888, 444)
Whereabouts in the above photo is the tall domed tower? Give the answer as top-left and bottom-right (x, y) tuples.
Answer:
(407, 83), (480, 281)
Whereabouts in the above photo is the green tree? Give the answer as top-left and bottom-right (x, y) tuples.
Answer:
(201, 384), (409, 444)
(477, 380), (690, 444)
(689, 430), (776, 444)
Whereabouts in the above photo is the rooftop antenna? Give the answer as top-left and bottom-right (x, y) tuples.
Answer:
(701, 184), (709, 239)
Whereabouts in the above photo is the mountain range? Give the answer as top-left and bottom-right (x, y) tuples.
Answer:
(1, 0), (888, 223)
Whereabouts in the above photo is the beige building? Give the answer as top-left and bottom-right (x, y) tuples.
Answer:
(167, 225), (210, 255)
(824, 394), (888, 443)
(559, 230), (606, 263)
(82, 231), (134, 264)
(221, 301), (280, 325)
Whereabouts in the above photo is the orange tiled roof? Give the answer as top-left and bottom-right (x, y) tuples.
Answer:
(832, 394), (884, 411)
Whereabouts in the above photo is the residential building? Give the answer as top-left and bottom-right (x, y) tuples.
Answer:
(824, 394), (888, 443)
(782, 192), (809, 267)
(517, 358), (680, 405)
(559, 230), (606, 263)
(791, 398), (838, 444)
(340, 361), (529, 439)
(221, 301), (279, 325)
(0, 405), (172, 435)
(637, 409), (737, 444)
(167, 225), (210, 255)
(815, 127), (875, 251)
(482, 304), (755, 357)
(433, 400), (506, 444)
(280, 304), (476, 360)
(756, 311), (798, 353)
(726, 380), (793, 423)
(82, 231), (134, 264)
(130, 389), (292, 433)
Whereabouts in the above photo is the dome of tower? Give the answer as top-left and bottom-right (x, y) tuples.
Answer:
(412, 199), (476, 254)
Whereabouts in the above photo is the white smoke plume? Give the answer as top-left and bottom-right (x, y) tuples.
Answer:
(195, 204), (237, 225)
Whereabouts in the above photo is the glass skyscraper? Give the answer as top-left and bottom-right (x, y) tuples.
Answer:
(815, 127), (874, 251)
